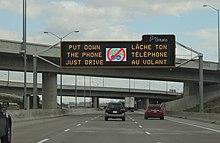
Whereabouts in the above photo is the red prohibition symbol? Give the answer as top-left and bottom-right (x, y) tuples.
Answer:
(107, 48), (126, 62)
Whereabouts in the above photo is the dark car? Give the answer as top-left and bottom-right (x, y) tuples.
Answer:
(144, 104), (164, 120)
(0, 102), (12, 143)
(105, 102), (125, 121)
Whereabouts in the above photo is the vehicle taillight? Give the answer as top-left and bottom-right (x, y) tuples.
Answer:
(106, 108), (110, 112)
(147, 109), (151, 112)
(120, 109), (125, 112)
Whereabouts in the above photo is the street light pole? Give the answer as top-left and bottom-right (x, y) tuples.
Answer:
(33, 42), (59, 109)
(43, 30), (79, 109)
(166, 81), (168, 93)
(22, 0), (28, 109)
(84, 76), (86, 107)
(176, 42), (204, 112)
(90, 76), (92, 107)
(60, 74), (62, 109)
(7, 71), (9, 86)
(129, 79), (130, 92)
(203, 4), (220, 68)
(75, 75), (77, 108)
(134, 79), (135, 89)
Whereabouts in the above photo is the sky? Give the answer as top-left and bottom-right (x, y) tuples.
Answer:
(0, 0), (220, 98)
(0, 0), (220, 61)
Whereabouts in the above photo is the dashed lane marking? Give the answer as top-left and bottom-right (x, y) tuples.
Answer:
(64, 129), (70, 133)
(37, 138), (50, 143)
(145, 131), (151, 135)
(76, 124), (81, 127)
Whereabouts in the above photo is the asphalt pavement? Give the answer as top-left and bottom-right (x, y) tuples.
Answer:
(10, 111), (220, 143)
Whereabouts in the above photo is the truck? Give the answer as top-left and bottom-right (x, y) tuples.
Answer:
(124, 97), (135, 112)
(0, 102), (12, 143)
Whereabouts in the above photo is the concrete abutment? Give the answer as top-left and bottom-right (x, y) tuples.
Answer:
(166, 82), (220, 111)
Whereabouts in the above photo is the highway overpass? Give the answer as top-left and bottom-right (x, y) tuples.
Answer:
(0, 80), (182, 99)
(0, 80), (182, 108)
(0, 39), (219, 83)
(1, 39), (220, 110)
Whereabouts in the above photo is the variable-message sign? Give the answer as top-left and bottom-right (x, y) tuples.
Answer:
(60, 35), (176, 68)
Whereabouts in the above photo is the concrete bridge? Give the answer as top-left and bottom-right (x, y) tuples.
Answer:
(0, 80), (182, 108)
(0, 39), (220, 110)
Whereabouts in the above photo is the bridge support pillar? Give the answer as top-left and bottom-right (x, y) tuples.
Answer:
(136, 98), (149, 109)
(26, 94), (30, 109)
(141, 98), (149, 109)
(183, 82), (199, 97)
(146, 98), (149, 108)
(92, 97), (99, 108)
(42, 72), (57, 109)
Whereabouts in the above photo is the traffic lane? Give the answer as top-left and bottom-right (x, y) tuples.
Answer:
(127, 113), (220, 143)
(12, 113), (101, 143)
(45, 113), (157, 143)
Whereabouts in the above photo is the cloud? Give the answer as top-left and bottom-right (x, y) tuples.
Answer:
(1, 0), (220, 46)
(184, 28), (217, 40)
(0, 0), (22, 15)
(0, 28), (20, 41)
(27, 0), (47, 19)
(84, 0), (206, 16)
(39, 0), (201, 41)
(43, 1), (129, 36)
(37, 0), (217, 42)
(182, 28), (218, 61)
(1, 0), (219, 20)
(0, 0), (48, 19)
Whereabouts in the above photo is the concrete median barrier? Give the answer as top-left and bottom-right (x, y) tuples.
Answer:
(7, 108), (98, 122)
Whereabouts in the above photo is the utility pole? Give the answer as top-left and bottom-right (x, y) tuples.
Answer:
(22, 0), (28, 109)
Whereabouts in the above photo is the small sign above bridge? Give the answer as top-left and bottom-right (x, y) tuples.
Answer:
(60, 34), (176, 68)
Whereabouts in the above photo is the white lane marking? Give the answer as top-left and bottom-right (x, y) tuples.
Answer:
(37, 138), (50, 143)
(167, 119), (220, 133)
(135, 122), (138, 124)
(85, 121), (89, 123)
(91, 118), (94, 120)
(76, 124), (81, 127)
(64, 129), (70, 132)
(145, 131), (151, 135)
(139, 125), (143, 128)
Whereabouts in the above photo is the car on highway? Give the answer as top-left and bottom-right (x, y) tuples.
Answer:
(144, 104), (164, 120)
(104, 102), (126, 121)
(0, 102), (12, 143)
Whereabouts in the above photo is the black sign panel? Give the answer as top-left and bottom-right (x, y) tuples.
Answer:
(61, 35), (176, 68)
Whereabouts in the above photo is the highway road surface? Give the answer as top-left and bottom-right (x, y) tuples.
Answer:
(11, 111), (220, 143)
